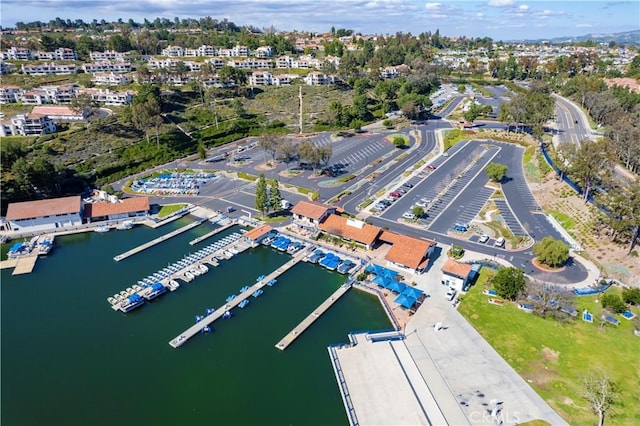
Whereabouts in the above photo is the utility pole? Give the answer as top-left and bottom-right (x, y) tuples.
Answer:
(299, 86), (303, 134)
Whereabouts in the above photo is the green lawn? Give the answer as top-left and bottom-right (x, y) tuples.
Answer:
(157, 204), (187, 218)
(459, 270), (640, 426)
(549, 210), (576, 230)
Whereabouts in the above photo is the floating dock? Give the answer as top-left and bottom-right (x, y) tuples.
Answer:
(113, 218), (207, 261)
(189, 220), (236, 245)
(169, 248), (311, 348)
(275, 283), (352, 350)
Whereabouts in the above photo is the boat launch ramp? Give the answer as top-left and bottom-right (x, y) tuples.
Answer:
(169, 248), (311, 348)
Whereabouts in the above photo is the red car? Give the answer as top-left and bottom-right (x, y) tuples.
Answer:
(426, 165), (437, 170)
(389, 191), (402, 198)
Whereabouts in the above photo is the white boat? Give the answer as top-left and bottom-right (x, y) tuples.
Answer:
(116, 220), (134, 230)
(190, 268), (201, 277)
(94, 225), (110, 233)
(168, 280), (180, 291)
(199, 264), (209, 274)
(107, 297), (117, 305)
(184, 271), (195, 281)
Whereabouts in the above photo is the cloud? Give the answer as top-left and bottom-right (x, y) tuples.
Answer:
(518, 4), (529, 11)
(487, 0), (516, 7)
(476, 12), (484, 17)
(576, 23), (593, 28)
(425, 2), (441, 9)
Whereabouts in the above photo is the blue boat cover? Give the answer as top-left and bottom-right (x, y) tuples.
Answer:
(394, 294), (417, 308)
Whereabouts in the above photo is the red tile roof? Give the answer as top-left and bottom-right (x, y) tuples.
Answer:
(85, 197), (149, 218)
(6, 196), (82, 220)
(380, 231), (436, 270)
(291, 200), (334, 221)
(244, 224), (273, 241)
(318, 214), (381, 246)
(441, 259), (473, 279)
(31, 106), (82, 116)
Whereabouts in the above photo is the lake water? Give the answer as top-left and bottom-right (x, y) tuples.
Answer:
(1, 219), (391, 425)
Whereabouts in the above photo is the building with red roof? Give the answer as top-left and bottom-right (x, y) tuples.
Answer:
(5, 196), (83, 232)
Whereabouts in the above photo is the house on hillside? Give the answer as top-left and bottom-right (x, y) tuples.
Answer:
(5, 196), (83, 232)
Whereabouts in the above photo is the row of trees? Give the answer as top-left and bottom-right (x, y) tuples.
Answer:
(498, 82), (555, 137)
(254, 174), (281, 217)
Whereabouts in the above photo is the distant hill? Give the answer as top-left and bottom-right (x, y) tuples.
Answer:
(519, 30), (640, 46)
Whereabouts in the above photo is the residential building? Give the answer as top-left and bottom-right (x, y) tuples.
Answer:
(78, 88), (134, 106)
(21, 62), (77, 75)
(0, 85), (24, 103)
(20, 90), (49, 105)
(89, 50), (131, 61)
(185, 45), (218, 57)
(248, 71), (291, 86)
(0, 113), (56, 136)
(200, 75), (235, 88)
(31, 105), (88, 122)
(254, 46), (274, 58)
(0, 61), (16, 74)
(91, 72), (132, 86)
(228, 58), (273, 70)
(5, 196), (83, 233)
(82, 61), (132, 73)
(303, 72), (339, 86)
(161, 45), (185, 57)
(4, 46), (34, 60)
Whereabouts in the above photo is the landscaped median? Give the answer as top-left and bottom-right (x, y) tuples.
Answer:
(235, 170), (319, 201)
(458, 269), (640, 426)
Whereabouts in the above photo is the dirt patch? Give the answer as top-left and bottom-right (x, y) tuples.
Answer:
(526, 360), (557, 389)
(533, 174), (639, 286)
(532, 257), (566, 273)
(254, 162), (278, 171)
(541, 346), (560, 363)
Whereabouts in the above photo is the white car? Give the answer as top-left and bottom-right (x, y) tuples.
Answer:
(494, 237), (505, 248)
(402, 212), (416, 220)
(446, 288), (456, 301)
(478, 234), (490, 244)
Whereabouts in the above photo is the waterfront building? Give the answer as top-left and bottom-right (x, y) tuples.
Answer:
(291, 201), (336, 228)
(84, 197), (150, 223)
(440, 259), (474, 292)
(379, 231), (436, 275)
(5, 196), (83, 233)
(318, 214), (382, 250)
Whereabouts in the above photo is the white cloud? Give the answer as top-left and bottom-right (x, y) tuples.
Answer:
(476, 12), (484, 17)
(488, 0), (516, 7)
(425, 2), (441, 9)
(576, 23), (593, 28)
(518, 4), (529, 11)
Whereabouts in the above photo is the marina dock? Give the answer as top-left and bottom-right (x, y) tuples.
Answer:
(169, 248), (311, 348)
(113, 218), (208, 261)
(189, 220), (236, 245)
(275, 283), (352, 350)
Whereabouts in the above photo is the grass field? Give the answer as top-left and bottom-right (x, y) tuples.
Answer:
(458, 270), (640, 426)
(157, 204), (187, 218)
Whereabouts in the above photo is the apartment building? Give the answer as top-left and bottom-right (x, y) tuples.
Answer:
(185, 45), (218, 57)
(303, 72), (339, 86)
(161, 45), (185, 57)
(89, 50), (131, 61)
(0, 113), (57, 136)
(248, 71), (291, 86)
(91, 72), (132, 86)
(3, 47), (34, 60)
(0, 86), (24, 103)
(82, 61), (132, 73)
(21, 62), (77, 75)
(228, 58), (273, 70)
(31, 105), (88, 122)
(254, 46), (274, 58)
(78, 88), (134, 106)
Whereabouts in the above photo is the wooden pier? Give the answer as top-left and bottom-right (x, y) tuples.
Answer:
(113, 218), (207, 261)
(275, 283), (352, 350)
(189, 220), (236, 245)
(169, 248), (310, 348)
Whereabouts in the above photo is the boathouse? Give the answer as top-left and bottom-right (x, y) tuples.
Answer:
(5, 195), (83, 233)
(243, 224), (273, 243)
(84, 197), (150, 223)
(379, 231), (436, 275)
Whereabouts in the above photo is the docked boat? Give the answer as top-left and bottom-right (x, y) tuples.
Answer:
(267, 279), (277, 287)
(116, 220), (134, 230)
(337, 260), (356, 274)
(287, 242), (302, 254)
(107, 296), (118, 305)
(226, 294), (237, 303)
(252, 289), (264, 298)
(222, 310), (232, 319)
(238, 300), (249, 308)
(239, 285), (250, 293)
(199, 264), (209, 274)
(201, 326), (211, 334)
(262, 236), (274, 246)
(167, 280), (180, 291)
(184, 271), (195, 281)
(143, 283), (167, 301)
(307, 250), (325, 264)
(119, 294), (144, 313)
(94, 225), (110, 233)
(256, 275), (266, 282)
(190, 268), (201, 277)
(38, 236), (54, 255)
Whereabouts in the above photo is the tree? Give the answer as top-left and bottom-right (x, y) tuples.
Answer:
(582, 369), (618, 426)
(259, 133), (281, 163)
(131, 98), (162, 145)
(276, 139), (298, 170)
(492, 267), (526, 301)
(558, 138), (614, 202)
(392, 136), (407, 148)
(197, 142), (206, 159)
(269, 180), (282, 213)
(533, 237), (570, 267)
(70, 93), (97, 133)
(254, 173), (269, 217)
(317, 145), (333, 168)
(600, 293), (627, 314)
(485, 162), (508, 182)
(412, 206), (424, 218)
(525, 282), (575, 316)
(298, 140), (321, 174)
(621, 287), (640, 305)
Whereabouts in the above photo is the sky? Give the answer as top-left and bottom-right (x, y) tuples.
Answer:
(1, 0), (638, 41)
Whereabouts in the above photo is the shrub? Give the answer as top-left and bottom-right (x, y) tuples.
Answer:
(601, 293), (627, 313)
(485, 162), (508, 182)
(492, 267), (526, 301)
(534, 236), (570, 267)
(622, 287), (640, 305)
(392, 136), (406, 148)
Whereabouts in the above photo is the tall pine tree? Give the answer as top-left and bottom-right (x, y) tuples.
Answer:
(269, 180), (282, 213)
(255, 173), (268, 217)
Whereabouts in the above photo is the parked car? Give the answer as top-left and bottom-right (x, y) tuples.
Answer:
(494, 237), (505, 248)
(403, 183), (414, 188)
(446, 288), (457, 301)
(478, 234), (490, 244)
(415, 201), (428, 208)
(402, 212), (416, 220)
(397, 188), (407, 195)
(389, 192), (402, 198)
(426, 164), (437, 170)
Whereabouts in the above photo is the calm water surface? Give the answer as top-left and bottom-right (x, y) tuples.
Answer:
(1, 219), (391, 426)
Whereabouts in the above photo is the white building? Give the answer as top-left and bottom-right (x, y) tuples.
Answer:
(248, 71), (291, 86)
(5, 196), (84, 233)
(440, 259), (475, 292)
(303, 72), (339, 86)
(0, 86), (24, 103)
(91, 72), (132, 86)
(79, 88), (134, 106)
(4, 47), (34, 60)
(82, 61), (132, 73)
(31, 105), (88, 122)
(21, 62), (77, 75)
(1, 113), (57, 136)
(228, 58), (273, 70)
(185, 45), (218, 57)
(161, 45), (185, 57)
(254, 46), (274, 58)
(90, 50), (131, 61)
